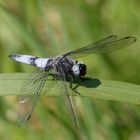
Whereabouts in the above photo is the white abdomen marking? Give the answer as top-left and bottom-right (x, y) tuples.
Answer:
(9, 54), (50, 69)
(34, 58), (49, 68)
(9, 54), (37, 64)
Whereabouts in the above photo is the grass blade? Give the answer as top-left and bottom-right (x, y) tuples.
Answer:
(0, 73), (140, 105)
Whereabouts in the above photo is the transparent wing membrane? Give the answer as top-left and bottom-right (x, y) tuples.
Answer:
(18, 69), (48, 126)
(64, 35), (136, 58)
(58, 65), (78, 128)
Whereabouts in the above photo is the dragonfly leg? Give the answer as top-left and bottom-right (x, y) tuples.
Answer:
(70, 77), (81, 96)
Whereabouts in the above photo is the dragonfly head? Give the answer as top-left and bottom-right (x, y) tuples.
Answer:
(72, 62), (86, 76)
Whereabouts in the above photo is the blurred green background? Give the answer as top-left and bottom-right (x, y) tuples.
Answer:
(0, 0), (139, 140)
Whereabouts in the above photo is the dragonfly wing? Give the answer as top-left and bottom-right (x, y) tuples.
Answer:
(18, 69), (49, 126)
(64, 35), (136, 58)
(57, 65), (78, 128)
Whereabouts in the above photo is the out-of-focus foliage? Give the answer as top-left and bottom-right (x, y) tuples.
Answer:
(0, 0), (139, 140)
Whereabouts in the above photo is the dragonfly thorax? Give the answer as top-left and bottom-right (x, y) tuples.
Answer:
(55, 56), (86, 77)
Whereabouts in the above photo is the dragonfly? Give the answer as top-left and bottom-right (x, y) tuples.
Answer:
(9, 35), (136, 127)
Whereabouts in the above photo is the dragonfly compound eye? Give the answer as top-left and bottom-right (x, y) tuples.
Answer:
(79, 63), (86, 76)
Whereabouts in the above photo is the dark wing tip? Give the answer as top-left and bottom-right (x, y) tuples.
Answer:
(17, 114), (31, 127)
(124, 36), (137, 43)
(27, 114), (32, 121)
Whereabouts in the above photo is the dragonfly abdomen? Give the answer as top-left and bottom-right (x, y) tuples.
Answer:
(9, 54), (51, 69)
